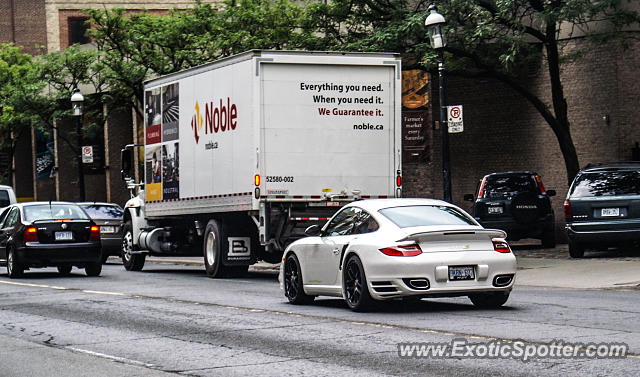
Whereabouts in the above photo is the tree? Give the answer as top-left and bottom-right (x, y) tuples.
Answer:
(0, 44), (42, 185)
(299, 0), (640, 184)
(86, 0), (306, 119)
(0, 43), (105, 192)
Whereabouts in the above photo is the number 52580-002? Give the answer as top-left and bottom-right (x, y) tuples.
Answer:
(265, 176), (294, 183)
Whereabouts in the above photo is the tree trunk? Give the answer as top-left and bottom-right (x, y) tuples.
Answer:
(545, 21), (580, 185)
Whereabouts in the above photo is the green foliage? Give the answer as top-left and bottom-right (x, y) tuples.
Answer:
(86, 0), (308, 116)
(0, 44), (41, 147)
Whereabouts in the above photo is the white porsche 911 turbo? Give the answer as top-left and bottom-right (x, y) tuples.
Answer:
(279, 198), (517, 311)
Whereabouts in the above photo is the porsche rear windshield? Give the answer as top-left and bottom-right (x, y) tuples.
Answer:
(379, 205), (476, 228)
(570, 170), (640, 197)
(23, 204), (89, 222)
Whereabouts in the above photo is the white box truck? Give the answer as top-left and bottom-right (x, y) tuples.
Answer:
(120, 50), (402, 277)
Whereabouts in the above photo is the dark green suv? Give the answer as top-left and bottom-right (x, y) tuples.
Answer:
(465, 172), (556, 247)
(564, 162), (640, 258)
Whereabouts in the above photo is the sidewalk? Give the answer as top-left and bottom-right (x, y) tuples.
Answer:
(126, 243), (640, 290)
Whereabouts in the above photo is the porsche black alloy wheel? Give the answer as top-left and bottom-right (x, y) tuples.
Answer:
(284, 254), (314, 305)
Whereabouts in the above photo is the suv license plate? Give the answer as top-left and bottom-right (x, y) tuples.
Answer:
(55, 231), (74, 241)
(488, 206), (503, 214)
(601, 208), (620, 217)
(449, 266), (475, 281)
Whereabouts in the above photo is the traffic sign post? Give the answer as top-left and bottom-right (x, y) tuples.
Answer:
(82, 145), (94, 164)
(447, 105), (463, 133)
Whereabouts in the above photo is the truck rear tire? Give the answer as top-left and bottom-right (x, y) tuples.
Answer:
(203, 220), (228, 278)
(121, 221), (146, 271)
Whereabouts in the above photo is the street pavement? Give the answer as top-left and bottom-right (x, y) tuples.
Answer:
(140, 241), (640, 290)
(0, 242), (637, 376)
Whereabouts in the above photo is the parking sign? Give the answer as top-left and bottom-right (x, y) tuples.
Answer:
(447, 105), (463, 133)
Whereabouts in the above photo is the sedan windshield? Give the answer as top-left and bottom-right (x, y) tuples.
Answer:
(570, 170), (640, 197)
(23, 204), (89, 222)
(379, 205), (476, 228)
(80, 204), (124, 219)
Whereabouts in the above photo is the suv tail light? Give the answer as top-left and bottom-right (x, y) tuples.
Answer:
(492, 240), (511, 253)
(90, 226), (101, 241)
(535, 175), (546, 194)
(477, 177), (487, 198)
(23, 227), (38, 242)
(379, 243), (422, 257)
(563, 199), (571, 218)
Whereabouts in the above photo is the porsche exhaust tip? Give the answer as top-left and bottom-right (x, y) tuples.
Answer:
(403, 278), (430, 290)
(493, 274), (514, 287)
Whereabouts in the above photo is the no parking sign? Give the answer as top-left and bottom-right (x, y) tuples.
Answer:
(82, 146), (93, 163)
(447, 105), (463, 133)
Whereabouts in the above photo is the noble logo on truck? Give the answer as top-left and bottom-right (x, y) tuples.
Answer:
(191, 98), (238, 144)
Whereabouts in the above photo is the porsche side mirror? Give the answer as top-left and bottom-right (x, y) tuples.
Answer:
(304, 225), (320, 236)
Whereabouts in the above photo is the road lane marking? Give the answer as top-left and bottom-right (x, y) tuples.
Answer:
(1, 279), (639, 359)
(66, 346), (156, 368)
(0, 280), (68, 290)
(81, 290), (129, 296)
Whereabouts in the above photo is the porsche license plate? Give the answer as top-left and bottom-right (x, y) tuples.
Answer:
(55, 231), (73, 241)
(449, 266), (475, 281)
(601, 208), (619, 217)
(100, 226), (116, 234)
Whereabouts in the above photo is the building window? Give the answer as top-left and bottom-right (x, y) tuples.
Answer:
(69, 18), (89, 45)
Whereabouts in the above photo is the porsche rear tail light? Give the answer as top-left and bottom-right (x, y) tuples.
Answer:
(90, 226), (101, 241)
(535, 175), (546, 194)
(563, 199), (572, 218)
(23, 227), (38, 242)
(492, 240), (511, 253)
(379, 243), (422, 257)
(477, 177), (487, 198)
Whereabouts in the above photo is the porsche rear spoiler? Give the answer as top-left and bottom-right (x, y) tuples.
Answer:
(396, 228), (507, 243)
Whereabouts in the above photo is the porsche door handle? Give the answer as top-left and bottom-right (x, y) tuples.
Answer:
(332, 248), (340, 255)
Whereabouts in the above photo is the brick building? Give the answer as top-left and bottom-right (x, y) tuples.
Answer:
(403, 37), (640, 241)
(0, 0), (216, 207)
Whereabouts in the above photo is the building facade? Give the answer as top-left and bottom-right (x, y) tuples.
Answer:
(0, 0), (217, 206)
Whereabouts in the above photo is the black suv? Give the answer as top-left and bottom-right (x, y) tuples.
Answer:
(564, 162), (640, 258)
(465, 172), (556, 247)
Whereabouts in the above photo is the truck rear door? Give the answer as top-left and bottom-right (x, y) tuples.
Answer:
(261, 63), (397, 200)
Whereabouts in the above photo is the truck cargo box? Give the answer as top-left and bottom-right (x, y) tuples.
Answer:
(142, 50), (401, 218)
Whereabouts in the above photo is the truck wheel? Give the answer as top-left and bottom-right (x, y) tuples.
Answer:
(121, 221), (146, 271)
(203, 220), (228, 278)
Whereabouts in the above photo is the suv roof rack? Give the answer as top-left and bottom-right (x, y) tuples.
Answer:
(582, 161), (640, 170)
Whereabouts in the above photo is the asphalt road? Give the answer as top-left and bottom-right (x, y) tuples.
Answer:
(0, 262), (638, 376)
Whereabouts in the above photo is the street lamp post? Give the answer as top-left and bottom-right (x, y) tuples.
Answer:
(71, 89), (85, 202)
(425, 4), (452, 203)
